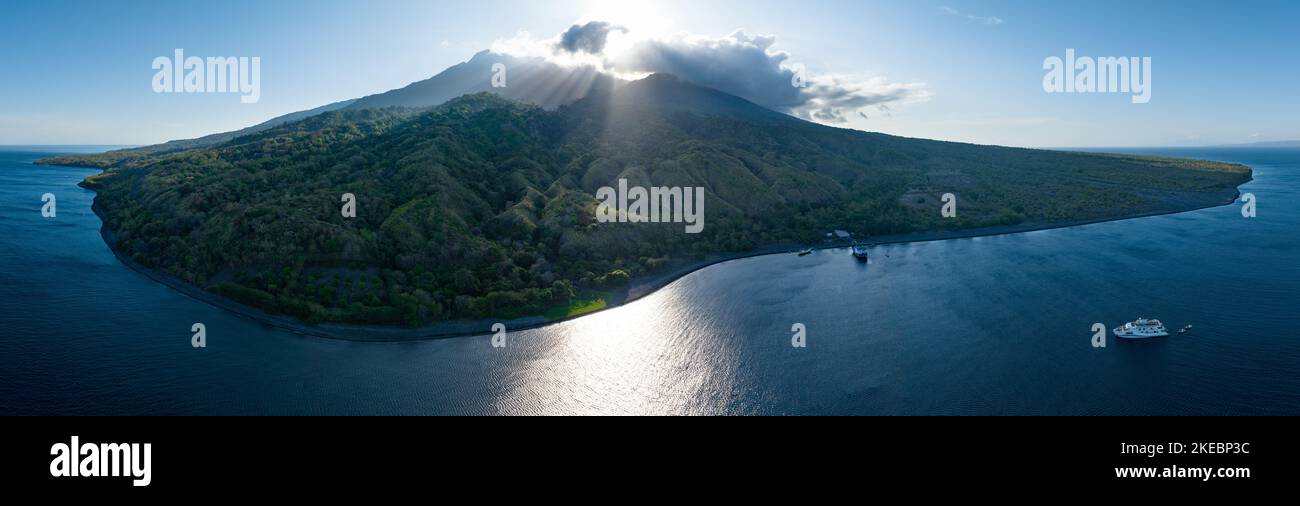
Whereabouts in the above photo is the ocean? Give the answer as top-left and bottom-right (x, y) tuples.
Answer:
(1, 146), (1297, 414)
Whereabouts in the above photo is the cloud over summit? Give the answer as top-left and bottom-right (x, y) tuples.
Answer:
(498, 22), (930, 124)
(556, 21), (627, 54)
(613, 30), (804, 110)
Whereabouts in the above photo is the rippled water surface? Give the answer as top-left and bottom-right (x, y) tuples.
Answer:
(1, 146), (1297, 414)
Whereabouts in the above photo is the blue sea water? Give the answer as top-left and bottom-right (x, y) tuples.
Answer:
(0, 146), (1297, 415)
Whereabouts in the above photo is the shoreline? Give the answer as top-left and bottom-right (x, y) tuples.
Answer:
(76, 171), (1247, 342)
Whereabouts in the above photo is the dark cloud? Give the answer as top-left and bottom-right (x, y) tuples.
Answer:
(609, 30), (928, 123)
(556, 21), (627, 54)
(614, 31), (803, 109)
(495, 22), (931, 123)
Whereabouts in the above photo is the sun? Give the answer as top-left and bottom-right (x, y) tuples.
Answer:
(578, 0), (675, 54)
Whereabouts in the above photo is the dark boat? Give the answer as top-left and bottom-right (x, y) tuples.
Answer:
(851, 243), (870, 261)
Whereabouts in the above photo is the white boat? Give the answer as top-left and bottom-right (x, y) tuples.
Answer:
(1113, 318), (1169, 338)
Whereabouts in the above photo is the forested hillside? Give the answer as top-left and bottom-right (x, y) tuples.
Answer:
(41, 74), (1251, 326)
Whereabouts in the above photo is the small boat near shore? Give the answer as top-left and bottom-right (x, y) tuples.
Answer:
(797, 248), (813, 256)
(851, 243), (870, 261)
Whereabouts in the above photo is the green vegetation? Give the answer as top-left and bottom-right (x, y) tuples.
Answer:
(42, 80), (1251, 328)
(543, 292), (611, 320)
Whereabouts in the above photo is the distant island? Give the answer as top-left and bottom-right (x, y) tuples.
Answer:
(39, 56), (1252, 336)
(1215, 140), (1300, 148)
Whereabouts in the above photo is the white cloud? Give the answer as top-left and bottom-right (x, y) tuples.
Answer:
(492, 24), (931, 124)
(611, 30), (930, 123)
(792, 73), (932, 123)
(940, 6), (1004, 26)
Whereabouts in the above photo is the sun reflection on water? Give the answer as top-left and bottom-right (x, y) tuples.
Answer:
(495, 281), (738, 415)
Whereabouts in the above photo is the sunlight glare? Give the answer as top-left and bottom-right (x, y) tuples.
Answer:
(579, 0), (675, 57)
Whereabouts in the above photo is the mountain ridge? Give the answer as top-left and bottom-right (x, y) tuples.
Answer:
(347, 50), (617, 111)
(38, 51), (620, 168)
(36, 66), (1253, 328)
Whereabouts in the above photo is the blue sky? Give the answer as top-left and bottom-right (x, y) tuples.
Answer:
(1, 0), (1296, 147)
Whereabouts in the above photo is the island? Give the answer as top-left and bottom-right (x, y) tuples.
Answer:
(38, 75), (1252, 339)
